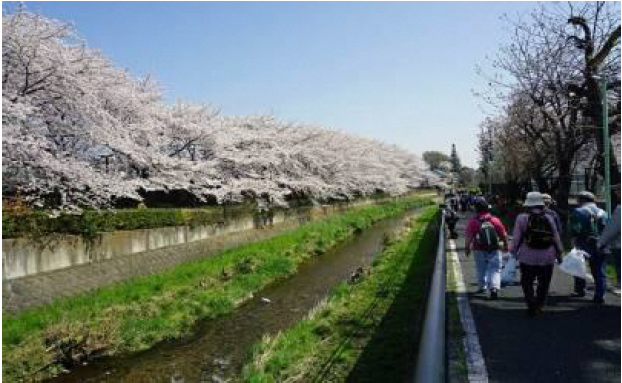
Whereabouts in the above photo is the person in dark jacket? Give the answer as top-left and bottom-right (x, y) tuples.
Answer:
(442, 203), (460, 239)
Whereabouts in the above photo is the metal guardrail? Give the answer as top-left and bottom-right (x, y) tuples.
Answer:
(414, 209), (446, 383)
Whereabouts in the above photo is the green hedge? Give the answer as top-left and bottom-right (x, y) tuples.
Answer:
(2, 191), (434, 239)
(1, 205), (256, 239)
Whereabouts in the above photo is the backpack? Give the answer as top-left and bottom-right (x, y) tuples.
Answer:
(524, 212), (555, 249)
(593, 207), (606, 233)
(573, 208), (605, 241)
(475, 216), (500, 251)
(579, 207), (607, 242)
(445, 208), (458, 222)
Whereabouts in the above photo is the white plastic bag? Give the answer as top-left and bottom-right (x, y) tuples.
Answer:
(559, 248), (593, 282)
(501, 253), (519, 284)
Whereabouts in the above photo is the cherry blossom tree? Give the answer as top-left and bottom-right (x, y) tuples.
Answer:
(3, 7), (437, 210)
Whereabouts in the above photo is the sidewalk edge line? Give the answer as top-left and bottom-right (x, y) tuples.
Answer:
(448, 239), (489, 383)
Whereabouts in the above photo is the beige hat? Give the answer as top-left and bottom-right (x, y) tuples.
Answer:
(523, 192), (545, 207)
(542, 193), (552, 202)
(578, 191), (595, 202)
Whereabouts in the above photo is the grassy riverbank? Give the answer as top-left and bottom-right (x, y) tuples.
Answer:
(242, 206), (438, 382)
(2, 196), (433, 382)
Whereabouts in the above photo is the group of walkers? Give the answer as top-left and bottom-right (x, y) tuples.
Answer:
(446, 191), (478, 213)
(445, 185), (621, 317)
(444, 191), (480, 239)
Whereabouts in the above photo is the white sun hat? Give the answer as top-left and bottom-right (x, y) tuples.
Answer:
(523, 192), (545, 207)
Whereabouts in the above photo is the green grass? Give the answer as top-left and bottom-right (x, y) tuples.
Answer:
(605, 262), (618, 281)
(2, 196), (433, 382)
(242, 206), (439, 382)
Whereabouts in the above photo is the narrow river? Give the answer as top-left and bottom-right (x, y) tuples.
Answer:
(51, 209), (420, 383)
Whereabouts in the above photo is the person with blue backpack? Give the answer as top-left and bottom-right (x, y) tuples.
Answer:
(510, 192), (564, 317)
(465, 197), (509, 300)
(570, 191), (609, 303)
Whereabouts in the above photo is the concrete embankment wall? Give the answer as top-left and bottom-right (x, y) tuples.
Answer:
(2, 197), (397, 312)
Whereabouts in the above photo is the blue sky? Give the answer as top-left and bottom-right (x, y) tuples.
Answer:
(8, 1), (539, 167)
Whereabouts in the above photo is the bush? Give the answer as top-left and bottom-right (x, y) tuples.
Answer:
(1, 205), (251, 239)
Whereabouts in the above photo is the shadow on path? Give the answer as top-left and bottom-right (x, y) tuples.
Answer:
(468, 299), (620, 383)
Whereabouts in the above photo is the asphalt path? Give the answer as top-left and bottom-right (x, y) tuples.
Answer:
(453, 212), (621, 383)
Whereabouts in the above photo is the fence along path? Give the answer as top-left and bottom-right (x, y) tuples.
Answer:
(451, 213), (621, 383)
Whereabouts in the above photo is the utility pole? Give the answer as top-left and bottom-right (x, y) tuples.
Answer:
(600, 77), (612, 217)
(488, 128), (494, 195)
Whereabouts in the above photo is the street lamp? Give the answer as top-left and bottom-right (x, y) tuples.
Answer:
(488, 127), (494, 195)
(572, 76), (612, 216)
(594, 75), (612, 216)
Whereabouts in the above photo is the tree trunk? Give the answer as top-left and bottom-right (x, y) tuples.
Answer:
(534, 176), (550, 194)
(555, 157), (573, 215)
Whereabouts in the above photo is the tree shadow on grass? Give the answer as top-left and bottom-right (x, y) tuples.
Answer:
(343, 217), (440, 383)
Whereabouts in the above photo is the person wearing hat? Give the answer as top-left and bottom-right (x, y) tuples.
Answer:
(465, 197), (509, 299)
(510, 192), (564, 316)
(570, 190), (609, 303)
(598, 184), (621, 295)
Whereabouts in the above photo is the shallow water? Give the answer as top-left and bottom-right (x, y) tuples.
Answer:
(50, 209), (419, 383)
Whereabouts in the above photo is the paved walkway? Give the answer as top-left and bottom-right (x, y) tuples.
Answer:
(451, 213), (621, 383)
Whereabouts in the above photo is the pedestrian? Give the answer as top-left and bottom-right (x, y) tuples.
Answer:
(542, 193), (563, 234)
(460, 193), (469, 213)
(570, 191), (609, 303)
(597, 184), (621, 296)
(452, 195), (460, 213)
(469, 193), (476, 211)
(444, 193), (455, 210)
(465, 198), (509, 299)
(510, 192), (563, 316)
(442, 203), (460, 239)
